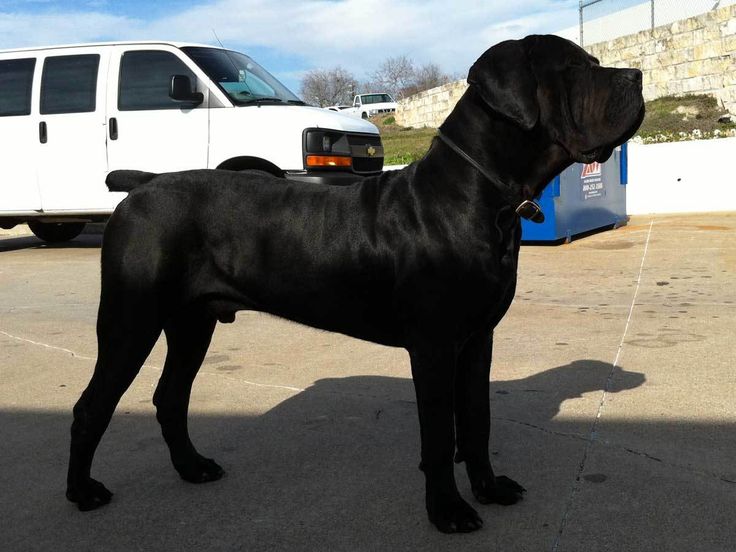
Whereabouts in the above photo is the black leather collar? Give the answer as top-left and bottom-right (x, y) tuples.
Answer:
(437, 130), (545, 223)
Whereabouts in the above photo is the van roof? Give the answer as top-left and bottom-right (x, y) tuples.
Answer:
(0, 40), (223, 55)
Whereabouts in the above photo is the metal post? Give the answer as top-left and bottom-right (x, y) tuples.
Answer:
(579, 0), (584, 46)
(651, 0), (655, 30)
(579, 0), (604, 47)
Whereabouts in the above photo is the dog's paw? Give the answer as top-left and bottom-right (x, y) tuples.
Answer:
(428, 495), (484, 533)
(176, 455), (225, 484)
(473, 475), (525, 506)
(66, 478), (113, 511)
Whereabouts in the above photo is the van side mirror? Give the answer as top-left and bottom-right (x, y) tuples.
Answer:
(169, 75), (204, 106)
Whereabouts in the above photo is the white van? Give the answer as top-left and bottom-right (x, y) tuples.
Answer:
(0, 41), (383, 242)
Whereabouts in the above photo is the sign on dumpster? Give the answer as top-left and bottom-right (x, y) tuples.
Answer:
(521, 143), (628, 243)
(581, 161), (605, 200)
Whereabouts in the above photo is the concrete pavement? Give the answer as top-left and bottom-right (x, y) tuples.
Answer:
(1, 213), (734, 551)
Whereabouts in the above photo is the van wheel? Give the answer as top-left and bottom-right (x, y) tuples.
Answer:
(28, 221), (86, 243)
(361, 112), (368, 119)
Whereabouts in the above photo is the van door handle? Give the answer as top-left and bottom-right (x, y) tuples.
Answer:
(109, 117), (118, 140)
(39, 121), (47, 144)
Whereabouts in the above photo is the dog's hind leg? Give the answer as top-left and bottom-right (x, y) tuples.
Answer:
(409, 342), (483, 533)
(153, 310), (223, 483)
(454, 331), (525, 506)
(67, 299), (162, 511)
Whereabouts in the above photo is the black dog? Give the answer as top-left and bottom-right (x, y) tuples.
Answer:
(67, 35), (644, 532)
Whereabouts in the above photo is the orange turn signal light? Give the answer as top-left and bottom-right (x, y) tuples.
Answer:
(306, 155), (352, 168)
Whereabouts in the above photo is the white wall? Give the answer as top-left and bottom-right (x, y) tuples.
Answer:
(626, 137), (736, 214)
(385, 138), (736, 216)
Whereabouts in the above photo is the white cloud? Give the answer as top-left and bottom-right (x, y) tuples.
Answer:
(0, 0), (579, 81)
(0, 11), (135, 48)
(137, 0), (579, 75)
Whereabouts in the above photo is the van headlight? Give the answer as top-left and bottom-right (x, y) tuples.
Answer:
(304, 130), (351, 169)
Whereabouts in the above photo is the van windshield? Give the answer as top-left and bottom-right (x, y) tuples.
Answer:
(182, 47), (304, 106)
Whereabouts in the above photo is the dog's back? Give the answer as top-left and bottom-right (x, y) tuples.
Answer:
(106, 170), (158, 192)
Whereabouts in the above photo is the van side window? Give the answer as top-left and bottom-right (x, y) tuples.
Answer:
(40, 54), (100, 115)
(0, 58), (36, 117)
(119, 50), (198, 111)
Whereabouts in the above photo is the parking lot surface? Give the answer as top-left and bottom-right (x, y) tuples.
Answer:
(1, 213), (734, 551)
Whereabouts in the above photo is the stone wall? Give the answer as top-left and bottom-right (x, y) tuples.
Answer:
(396, 4), (736, 129)
(394, 80), (468, 129)
(587, 4), (736, 111)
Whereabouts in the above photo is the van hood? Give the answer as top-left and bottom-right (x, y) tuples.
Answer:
(208, 104), (381, 172)
(278, 105), (380, 134)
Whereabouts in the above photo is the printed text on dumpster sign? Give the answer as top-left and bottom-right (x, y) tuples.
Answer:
(581, 162), (605, 200)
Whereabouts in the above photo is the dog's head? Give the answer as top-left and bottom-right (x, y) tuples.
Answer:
(468, 34), (644, 164)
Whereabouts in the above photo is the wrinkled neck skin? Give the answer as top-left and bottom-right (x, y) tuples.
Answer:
(431, 87), (572, 204)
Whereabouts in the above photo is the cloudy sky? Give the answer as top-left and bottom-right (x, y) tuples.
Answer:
(0, 0), (585, 93)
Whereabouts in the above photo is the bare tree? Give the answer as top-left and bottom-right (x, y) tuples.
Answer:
(367, 55), (416, 100)
(300, 66), (358, 107)
(366, 57), (451, 99)
(405, 62), (451, 97)
(301, 58), (452, 106)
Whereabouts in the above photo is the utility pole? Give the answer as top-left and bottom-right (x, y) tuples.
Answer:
(579, 0), (584, 46)
(651, 0), (655, 30)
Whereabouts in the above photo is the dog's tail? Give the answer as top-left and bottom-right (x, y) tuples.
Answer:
(106, 170), (159, 192)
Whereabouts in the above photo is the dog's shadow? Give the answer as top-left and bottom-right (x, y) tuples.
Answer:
(189, 360), (645, 526)
(486, 359), (646, 424)
(230, 358), (646, 479)
(251, 359), (645, 435)
(187, 360), (645, 545)
(0, 359), (646, 551)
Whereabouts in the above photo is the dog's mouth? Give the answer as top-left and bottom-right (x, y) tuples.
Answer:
(573, 143), (614, 164)
(578, 146), (606, 164)
(574, 103), (645, 164)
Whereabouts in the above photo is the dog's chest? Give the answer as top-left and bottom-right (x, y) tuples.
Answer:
(499, 221), (521, 275)
(400, 215), (521, 334)
(475, 208), (520, 279)
(468, 216), (521, 328)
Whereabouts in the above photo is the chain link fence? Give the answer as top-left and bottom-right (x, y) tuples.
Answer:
(579, 0), (735, 45)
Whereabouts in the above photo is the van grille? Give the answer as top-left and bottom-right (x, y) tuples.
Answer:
(348, 133), (383, 174)
(346, 134), (381, 147)
(353, 157), (383, 173)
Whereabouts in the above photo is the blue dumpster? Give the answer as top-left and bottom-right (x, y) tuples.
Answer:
(521, 143), (628, 242)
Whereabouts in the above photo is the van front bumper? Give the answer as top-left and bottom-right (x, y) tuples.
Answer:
(284, 170), (376, 186)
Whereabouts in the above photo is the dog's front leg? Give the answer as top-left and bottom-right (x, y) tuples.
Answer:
(455, 331), (525, 505)
(409, 343), (483, 533)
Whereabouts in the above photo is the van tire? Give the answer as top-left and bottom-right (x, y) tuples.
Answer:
(28, 221), (86, 243)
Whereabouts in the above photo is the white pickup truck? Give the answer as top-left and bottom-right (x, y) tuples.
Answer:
(342, 93), (397, 119)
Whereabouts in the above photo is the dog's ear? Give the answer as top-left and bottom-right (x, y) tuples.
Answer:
(467, 37), (539, 130)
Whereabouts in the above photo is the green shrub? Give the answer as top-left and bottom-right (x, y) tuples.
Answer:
(634, 94), (735, 143)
